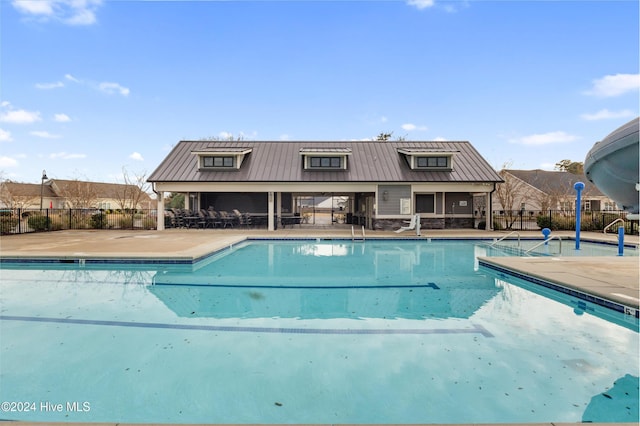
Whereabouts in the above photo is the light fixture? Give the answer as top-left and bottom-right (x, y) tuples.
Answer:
(382, 191), (388, 201)
(40, 169), (48, 209)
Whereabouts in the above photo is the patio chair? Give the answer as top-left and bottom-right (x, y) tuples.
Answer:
(394, 214), (420, 233)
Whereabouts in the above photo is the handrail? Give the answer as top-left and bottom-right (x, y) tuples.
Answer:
(351, 225), (365, 242)
(603, 218), (625, 234)
(525, 235), (562, 255)
(489, 231), (521, 247)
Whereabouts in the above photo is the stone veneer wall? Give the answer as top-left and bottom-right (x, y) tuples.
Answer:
(373, 217), (474, 231)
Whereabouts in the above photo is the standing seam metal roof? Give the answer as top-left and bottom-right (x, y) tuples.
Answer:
(148, 141), (503, 183)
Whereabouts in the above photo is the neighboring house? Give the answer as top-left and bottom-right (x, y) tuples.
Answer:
(0, 181), (59, 209)
(148, 140), (504, 231)
(0, 179), (153, 210)
(493, 169), (619, 215)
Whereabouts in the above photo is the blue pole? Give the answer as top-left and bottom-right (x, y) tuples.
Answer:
(618, 226), (624, 256)
(542, 227), (551, 245)
(574, 182), (584, 250)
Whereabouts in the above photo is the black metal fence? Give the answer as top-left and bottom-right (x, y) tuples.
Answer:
(490, 210), (637, 235)
(0, 208), (158, 235)
(2, 208), (637, 235)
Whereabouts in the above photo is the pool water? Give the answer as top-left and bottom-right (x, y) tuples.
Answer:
(1, 240), (638, 423)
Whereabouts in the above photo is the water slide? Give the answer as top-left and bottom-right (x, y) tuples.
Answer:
(584, 117), (639, 218)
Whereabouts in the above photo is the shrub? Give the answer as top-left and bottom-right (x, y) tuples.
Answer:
(118, 215), (134, 229)
(27, 214), (50, 231)
(90, 212), (107, 229)
(0, 217), (18, 234)
(478, 220), (503, 230)
(142, 217), (156, 229)
(536, 215), (554, 230)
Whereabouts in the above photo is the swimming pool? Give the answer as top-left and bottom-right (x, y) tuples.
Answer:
(1, 240), (638, 423)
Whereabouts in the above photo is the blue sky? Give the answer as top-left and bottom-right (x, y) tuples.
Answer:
(1, 0), (638, 184)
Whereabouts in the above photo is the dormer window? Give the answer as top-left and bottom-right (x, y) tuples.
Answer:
(416, 156), (449, 168)
(397, 148), (456, 171)
(192, 147), (252, 170)
(203, 156), (234, 168)
(300, 147), (350, 170)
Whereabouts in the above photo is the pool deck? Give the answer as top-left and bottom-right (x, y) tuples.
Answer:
(2, 229), (639, 426)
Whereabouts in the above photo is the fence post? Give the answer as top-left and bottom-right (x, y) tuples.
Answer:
(17, 208), (21, 233)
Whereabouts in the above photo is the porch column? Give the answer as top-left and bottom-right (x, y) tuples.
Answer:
(268, 191), (275, 231)
(485, 191), (493, 230)
(156, 191), (165, 231)
(184, 192), (190, 210)
(276, 192), (282, 224)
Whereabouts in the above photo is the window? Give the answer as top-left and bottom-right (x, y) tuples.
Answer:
(202, 156), (234, 168)
(309, 156), (342, 169)
(415, 194), (435, 214)
(416, 156), (449, 169)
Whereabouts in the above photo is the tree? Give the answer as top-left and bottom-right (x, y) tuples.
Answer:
(53, 179), (98, 208)
(375, 132), (394, 141)
(0, 180), (40, 209)
(554, 160), (584, 174)
(199, 134), (245, 141)
(112, 168), (151, 211)
(165, 192), (185, 209)
(494, 163), (537, 229)
(375, 132), (407, 141)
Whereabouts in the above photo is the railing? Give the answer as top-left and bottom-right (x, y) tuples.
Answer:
(525, 235), (562, 256)
(491, 209), (636, 235)
(351, 225), (365, 242)
(603, 218), (625, 234)
(489, 231), (520, 247)
(0, 208), (158, 235)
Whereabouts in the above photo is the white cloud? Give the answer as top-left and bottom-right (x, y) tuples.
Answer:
(580, 109), (635, 121)
(30, 130), (61, 139)
(129, 152), (144, 161)
(407, 0), (435, 10)
(279, 134), (290, 141)
(11, 0), (103, 26)
(35, 81), (64, 90)
(433, 136), (448, 141)
(509, 131), (579, 146)
(584, 73), (640, 97)
(0, 156), (19, 167)
(49, 152), (86, 159)
(0, 108), (42, 124)
(54, 113), (71, 122)
(539, 162), (556, 170)
(0, 128), (13, 142)
(401, 123), (428, 131)
(12, 0), (54, 15)
(98, 82), (130, 97)
(63, 74), (130, 97)
(65, 73), (81, 83)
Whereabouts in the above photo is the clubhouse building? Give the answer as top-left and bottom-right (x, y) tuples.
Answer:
(148, 140), (503, 231)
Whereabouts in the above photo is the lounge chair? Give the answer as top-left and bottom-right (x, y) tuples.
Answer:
(394, 214), (420, 234)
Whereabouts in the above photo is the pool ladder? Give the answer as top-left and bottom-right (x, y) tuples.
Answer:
(525, 235), (562, 256)
(603, 218), (625, 234)
(351, 225), (365, 242)
(489, 231), (521, 247)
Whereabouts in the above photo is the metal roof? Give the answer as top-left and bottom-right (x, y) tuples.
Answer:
(148, 140), (503, 183)
(505, 169), (607, 197)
